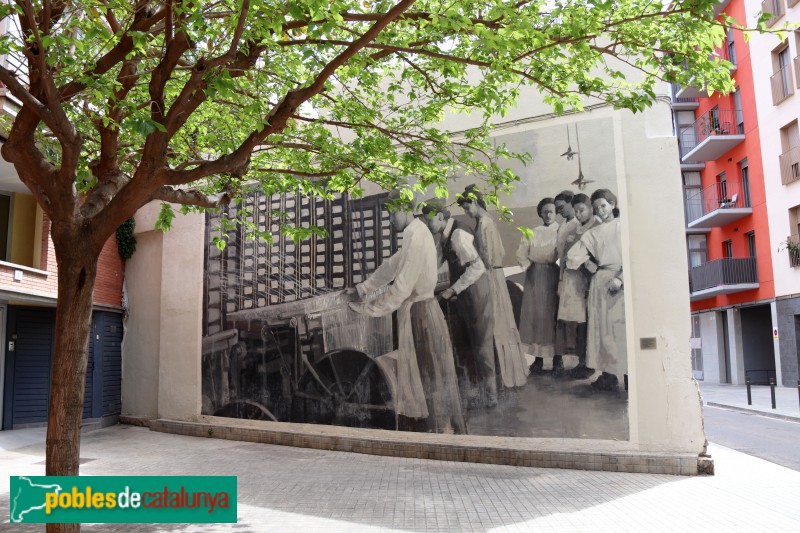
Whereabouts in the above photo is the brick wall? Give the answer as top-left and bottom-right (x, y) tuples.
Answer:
(0, 212), (125, 307)
(0, 213), (58, 298)
(94, 233), (125, 307)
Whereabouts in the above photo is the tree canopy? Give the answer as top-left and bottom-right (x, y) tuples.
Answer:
(0, 0), (750, 243)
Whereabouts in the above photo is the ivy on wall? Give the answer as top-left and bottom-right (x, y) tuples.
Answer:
(116, 218), (137, 260)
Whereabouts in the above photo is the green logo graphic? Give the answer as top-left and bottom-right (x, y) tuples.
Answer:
(9, 476), (237, 524)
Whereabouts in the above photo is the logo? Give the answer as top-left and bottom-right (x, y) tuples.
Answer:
(10, 476), (236, 524)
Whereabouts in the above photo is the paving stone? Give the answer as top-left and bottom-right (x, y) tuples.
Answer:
(0, 426), (799, 532)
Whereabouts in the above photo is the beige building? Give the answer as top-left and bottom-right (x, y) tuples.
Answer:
(122, 92), (708, 471)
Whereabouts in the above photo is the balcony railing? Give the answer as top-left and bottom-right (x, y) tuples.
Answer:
(690, 257), (758, 294)
(680, 109), (745, 161)
(685, 180), (749, 225)
(771, 65), (795, 105)
(761, 0), (785, 27)
(670, 83), (698, 106)
(780, 146), (800, 185)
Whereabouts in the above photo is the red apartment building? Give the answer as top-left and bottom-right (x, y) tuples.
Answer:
(674, 0), (779, 386)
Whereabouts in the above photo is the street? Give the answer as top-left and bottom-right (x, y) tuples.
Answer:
(703, 405), (800, 471)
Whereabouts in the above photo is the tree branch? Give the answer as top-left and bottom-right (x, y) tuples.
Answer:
(152, 186), (232, 208)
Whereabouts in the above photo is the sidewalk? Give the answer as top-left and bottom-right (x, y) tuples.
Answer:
(1, 424), (800, 532)
(699, 381), (800, 422)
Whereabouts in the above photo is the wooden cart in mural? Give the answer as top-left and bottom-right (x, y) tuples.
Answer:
(201, 191), (402, 429)
(219, 291), (400, 429)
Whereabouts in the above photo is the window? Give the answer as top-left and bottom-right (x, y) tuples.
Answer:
(0, 192), (40, 268)
(683, 172), (703, 223)
(733, 88), (745, 134)
(709, 105), (721, 133)
(726, 28), (737, 66)
(723, 239), (733, 258)
(790, 205), (800, 239)
(687, 235), (708, 268)
(676, 110), (697, 157)
(780, 120), (800, 185)
(746, 231), (757, 258)
(762, 0), (785, 27)
(717, 171), (728, 204)
(771, 43), (794, 104)
(739, 159), (751, 207)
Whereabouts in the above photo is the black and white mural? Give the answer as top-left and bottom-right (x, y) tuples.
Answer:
(202, 117), (629, 439)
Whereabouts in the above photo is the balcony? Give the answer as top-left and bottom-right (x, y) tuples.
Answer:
(680, 109), (745, 162)
(670, 83), (699, 110)
(761, 0), (785, 27)
(689, 257), (759, 301)
(784, 235), (800, 268)
(771, 65), (795, 105)
(685, 180), (751, 229)
(780, 146), (800, 185)
(675, 47), (737, 99)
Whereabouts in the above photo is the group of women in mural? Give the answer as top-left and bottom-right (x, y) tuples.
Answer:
(516, 188), (627, 392)
(348, 184), (626, 434)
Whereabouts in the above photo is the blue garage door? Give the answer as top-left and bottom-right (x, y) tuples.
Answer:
(3, 308), (55, 427)
(97, 312), (123, 417)
(2, 308), (124, 429)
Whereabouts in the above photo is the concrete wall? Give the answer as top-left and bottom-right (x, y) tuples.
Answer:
(122, 202), (205, 420)
(775, 297), (800, 385)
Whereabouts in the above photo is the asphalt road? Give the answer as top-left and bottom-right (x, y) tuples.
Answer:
(704, 405), (800, 471)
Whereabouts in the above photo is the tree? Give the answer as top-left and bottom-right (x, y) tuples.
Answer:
(0, 0), (750, 530)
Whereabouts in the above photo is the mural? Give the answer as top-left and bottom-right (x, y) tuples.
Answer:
(202, 117), (629, 439)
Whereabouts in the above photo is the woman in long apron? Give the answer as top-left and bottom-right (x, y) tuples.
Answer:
(458, 185), (528, 388)
(566, 189), (627, 391)
(516, 197), (560, 375)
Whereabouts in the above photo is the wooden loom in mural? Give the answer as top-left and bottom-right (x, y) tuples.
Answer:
(201, 191), (404, 429)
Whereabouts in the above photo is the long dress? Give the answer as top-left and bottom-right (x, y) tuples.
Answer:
(353, 218), (466, 433)
(516, 222), (560, 361)
(474, 214), (529, 388)
(440, 219), (496, 403)
(566, 217), (627, 378)
(555, 217), (595, 356)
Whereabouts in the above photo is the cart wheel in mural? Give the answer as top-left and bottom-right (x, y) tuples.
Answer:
(213, 400), (278, 422)
(293, 349), (395, 429)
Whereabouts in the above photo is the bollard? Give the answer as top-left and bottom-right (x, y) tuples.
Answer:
(769, 377), (776, 410)
(746, 376), (752, 405)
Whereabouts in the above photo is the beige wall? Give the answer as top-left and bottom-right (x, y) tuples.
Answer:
(617, 103), (705, 453)
(122, 202), (204, 420)
(122, 96), (706, 455)
(121, 229), (162, 418)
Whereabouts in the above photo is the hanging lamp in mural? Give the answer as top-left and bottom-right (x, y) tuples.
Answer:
(570, 124), (595, 191)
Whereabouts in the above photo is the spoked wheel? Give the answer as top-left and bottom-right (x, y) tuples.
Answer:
(293, 349), (395, 429)
(213, 400), (278, 422)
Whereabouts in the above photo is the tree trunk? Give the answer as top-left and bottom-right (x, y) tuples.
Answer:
(45, 238), (100, 533)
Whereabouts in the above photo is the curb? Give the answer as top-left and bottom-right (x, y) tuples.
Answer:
(147, 418), (707, 476)
(706, 402), (800, 423)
